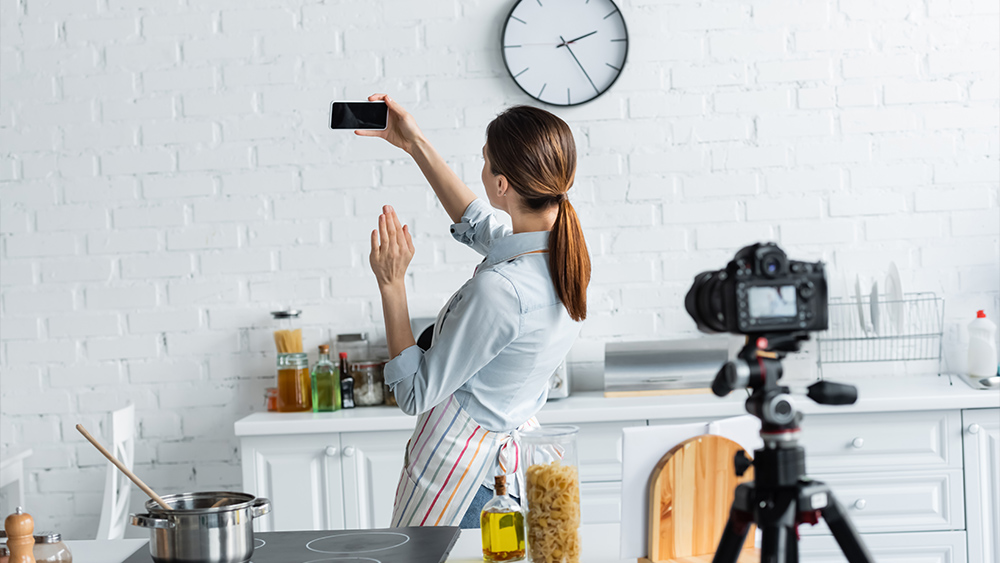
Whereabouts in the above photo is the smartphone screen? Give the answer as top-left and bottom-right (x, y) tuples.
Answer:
(329, 101), (388, 130)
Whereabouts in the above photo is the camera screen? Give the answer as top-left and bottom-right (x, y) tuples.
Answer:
(330, 102), (387, 129)
(748, 285), (797, 318)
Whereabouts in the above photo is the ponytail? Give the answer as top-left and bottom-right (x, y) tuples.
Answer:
(549, 198), (590, 321)
(486, 105), (591, 322)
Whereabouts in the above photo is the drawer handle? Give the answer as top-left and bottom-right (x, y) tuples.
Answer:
(851, 437), (864, 449)
(853, 499), (867, 510)
(343, 446), (356, 457)
(968, 424), (981, 435)
(325, 446), (339, 457)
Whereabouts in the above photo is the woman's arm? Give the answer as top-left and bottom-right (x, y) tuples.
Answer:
(356, 94), (477, 223)
(369, 205), (416, 357)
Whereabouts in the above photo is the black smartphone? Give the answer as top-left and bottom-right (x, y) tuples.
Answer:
(329, 101), (388, 130)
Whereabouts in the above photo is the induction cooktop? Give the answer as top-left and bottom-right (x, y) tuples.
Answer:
(122, 526), (461, 563)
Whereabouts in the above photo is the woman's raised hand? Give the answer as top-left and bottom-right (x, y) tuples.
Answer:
(355, 94), (424, 154)
(369, 205), (415, 289)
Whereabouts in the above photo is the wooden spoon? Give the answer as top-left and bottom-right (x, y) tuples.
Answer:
(76, 424), (172, 511)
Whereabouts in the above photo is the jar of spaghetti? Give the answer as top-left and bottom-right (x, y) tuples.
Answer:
(276, 353), (311, 412)
(519, 426), (580, 563)
(350, 360), (384, 406)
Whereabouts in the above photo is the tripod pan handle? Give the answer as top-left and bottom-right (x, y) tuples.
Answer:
(807, 380), (858, 405)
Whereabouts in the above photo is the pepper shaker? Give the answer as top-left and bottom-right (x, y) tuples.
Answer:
(4, 507), (35, 563)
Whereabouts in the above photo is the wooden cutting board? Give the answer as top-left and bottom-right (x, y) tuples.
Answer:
(646, 434), (757, 563)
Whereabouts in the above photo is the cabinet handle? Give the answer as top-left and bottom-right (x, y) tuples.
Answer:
(343, 446), (356, 457)
(325, 446), (338, 457)
(968, 424), (981, 435)
(851, 437), (864, 449)
(853, 499), (867, 510)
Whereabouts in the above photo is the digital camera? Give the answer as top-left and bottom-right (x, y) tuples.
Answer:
(685, 242), (828, 335)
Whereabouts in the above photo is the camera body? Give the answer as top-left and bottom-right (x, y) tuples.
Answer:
(685, 242), (828, 335)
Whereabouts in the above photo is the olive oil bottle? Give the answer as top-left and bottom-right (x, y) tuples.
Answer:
(481, 474), (525, 562)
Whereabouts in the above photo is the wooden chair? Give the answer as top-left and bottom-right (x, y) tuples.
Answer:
(642, 434), (759, 563)
(96, 403), (135, 540)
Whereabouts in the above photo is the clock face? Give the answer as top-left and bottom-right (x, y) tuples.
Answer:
(502, 0), (629, 106)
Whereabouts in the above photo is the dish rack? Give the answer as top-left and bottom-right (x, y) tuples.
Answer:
(817, 292), (945, 370)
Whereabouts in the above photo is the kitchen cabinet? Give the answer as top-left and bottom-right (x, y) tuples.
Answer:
(240, 430), (409, 532)
(340, 430), (410, 529)
(235, 375), (998, 562)
(963, 408), (1000, 563)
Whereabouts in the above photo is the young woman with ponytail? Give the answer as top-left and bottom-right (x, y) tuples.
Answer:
(359, 93), (590, 528)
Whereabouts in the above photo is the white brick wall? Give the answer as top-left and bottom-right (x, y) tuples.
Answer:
(1, 0), (998, 539)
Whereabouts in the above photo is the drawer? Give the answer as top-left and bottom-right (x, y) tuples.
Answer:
(798, 410), (962, 473)
(800, 469), (965, 536)
(580, 481), (621, 525)
(799, 530), (967, 563)
(576, 420), (646, 482)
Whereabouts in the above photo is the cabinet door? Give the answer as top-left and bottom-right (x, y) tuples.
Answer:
(241, 434), (344, 532)
(340, 430), (411, 529)
(964, 408), (1000, 563)
(581, 481), (621, 525)
(798, 530), (967, 563)
(576, 420), (646, 482)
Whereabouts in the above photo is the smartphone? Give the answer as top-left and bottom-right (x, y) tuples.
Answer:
(329, 101), (388, 130)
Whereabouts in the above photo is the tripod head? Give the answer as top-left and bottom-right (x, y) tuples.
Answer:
(711, 332), (858, 438)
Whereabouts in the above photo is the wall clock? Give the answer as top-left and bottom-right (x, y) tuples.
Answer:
(501, 0), (629, 107)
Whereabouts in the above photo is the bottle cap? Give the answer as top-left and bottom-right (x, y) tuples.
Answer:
(494, 474), (506, 496)
(977, 310), (986, 318)
(339, 352), (348, 358)
(319, 344), (330, 353)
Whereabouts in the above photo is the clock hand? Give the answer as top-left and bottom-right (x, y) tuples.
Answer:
(557, 30), (597, 47)
(559, 35), (599, 94)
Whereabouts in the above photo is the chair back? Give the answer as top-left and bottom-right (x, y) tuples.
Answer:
(96, 403), (135, 540)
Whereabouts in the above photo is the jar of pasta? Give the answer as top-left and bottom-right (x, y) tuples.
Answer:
(519, 426), (580, 563)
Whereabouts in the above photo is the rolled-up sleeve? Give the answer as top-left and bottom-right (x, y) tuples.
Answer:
(383, 271), (520, 416)
(449, 199), (512, 256)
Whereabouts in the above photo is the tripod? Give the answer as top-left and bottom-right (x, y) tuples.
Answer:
(710, 333), (875, 563)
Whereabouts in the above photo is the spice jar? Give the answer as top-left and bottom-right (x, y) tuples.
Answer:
(33, 531), (72, 562)
(276, 353), (311, 412)
(351, 360), (385, 406)
(520, 426), (581, 563)
(264, 387), (278, 412)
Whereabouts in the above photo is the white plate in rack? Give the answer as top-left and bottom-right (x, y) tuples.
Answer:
(885, 262), (904, 334)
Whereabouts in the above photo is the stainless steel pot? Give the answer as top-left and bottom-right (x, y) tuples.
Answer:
(131, 491), (270, 563)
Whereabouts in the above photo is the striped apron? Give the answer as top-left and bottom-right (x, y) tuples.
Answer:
(390, 249), (547, 527)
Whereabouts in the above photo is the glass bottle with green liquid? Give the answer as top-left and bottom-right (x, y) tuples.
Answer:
(311, 344), (341, 412)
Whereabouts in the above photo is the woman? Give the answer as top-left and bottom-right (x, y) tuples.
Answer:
(360, 93), (590, 528)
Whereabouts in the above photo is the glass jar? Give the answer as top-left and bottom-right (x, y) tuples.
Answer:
(519, 426), (580, 563)
(264, 387), (278, 412)
(351, 360), (384, 406)
(276, 353), (311, 412)
(336, 333), (369, 364)
(33, 531), (72, 562)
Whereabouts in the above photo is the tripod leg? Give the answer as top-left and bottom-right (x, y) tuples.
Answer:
(820, 492), (875, 563)
(711, 507), (752, 563)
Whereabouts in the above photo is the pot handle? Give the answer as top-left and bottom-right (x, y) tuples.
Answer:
(131, 513), (175, 529)
(250, 497), (271, 519)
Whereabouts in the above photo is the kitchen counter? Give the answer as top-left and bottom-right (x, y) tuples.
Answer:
(235, 374), (999, 436)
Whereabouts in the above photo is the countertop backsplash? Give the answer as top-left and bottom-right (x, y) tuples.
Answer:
(1, 0), (997, 539)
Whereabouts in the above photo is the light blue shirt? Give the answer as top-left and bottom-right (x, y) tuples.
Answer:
(384, 199), (581, 432)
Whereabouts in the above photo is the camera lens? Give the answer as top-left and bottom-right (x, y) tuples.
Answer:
(684, 271), (729, 333)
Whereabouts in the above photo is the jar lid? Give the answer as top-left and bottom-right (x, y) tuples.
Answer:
(519, 425), (579, 440)
(336, 333), (368, 342)
(271, 309), (302, 319)
(350, 359), (384, 369)
(33, 531), (61, 543)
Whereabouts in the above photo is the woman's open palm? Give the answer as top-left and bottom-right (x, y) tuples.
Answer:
(370, 205), (415, 288)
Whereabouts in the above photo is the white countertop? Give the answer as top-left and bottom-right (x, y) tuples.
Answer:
(235, 374), (999, 436)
